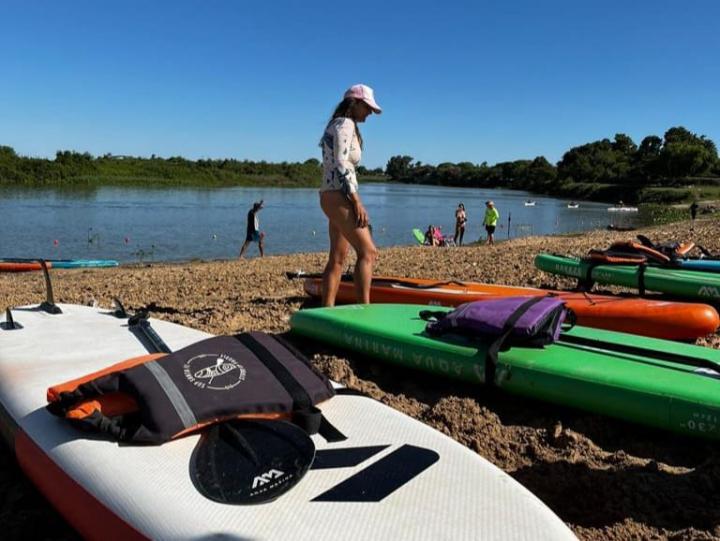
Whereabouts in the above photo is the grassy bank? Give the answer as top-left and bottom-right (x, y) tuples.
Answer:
(516, 180), (720, 206)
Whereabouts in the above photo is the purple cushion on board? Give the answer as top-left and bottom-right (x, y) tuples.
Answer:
(425, 296), (568, 343)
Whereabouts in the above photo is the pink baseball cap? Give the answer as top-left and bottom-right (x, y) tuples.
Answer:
(344, 84), (382, 114)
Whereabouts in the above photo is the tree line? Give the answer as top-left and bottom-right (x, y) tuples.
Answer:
(385, 126), (719, 202)
(0, 148), (336, 187)
(0, 146), (388, 187)
(1, 126), (717, 202)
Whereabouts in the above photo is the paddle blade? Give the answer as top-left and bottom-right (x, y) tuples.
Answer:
(191, 419), (315, 505)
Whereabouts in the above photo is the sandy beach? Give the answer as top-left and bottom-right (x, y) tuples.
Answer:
(2, 218), (720, 541)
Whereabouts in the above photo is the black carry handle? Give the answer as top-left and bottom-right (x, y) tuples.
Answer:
(127, 312), (172, 354)
(112, 297), (171, 354)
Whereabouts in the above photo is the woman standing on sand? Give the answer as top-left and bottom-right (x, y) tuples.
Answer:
(454, 203), (467, 246)
(319, 84), (382, 306)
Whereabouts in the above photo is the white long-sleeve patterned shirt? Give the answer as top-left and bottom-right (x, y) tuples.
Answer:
(320, 117), (362, 196)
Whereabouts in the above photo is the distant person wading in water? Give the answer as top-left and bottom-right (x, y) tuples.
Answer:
(454, 203), (467, 246)
(238, 200), (265, 258)
(483, 200), (499, 245)
(319, 84), (382, 306)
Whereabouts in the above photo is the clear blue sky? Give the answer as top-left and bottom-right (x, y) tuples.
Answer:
(1, 0), (718, 169)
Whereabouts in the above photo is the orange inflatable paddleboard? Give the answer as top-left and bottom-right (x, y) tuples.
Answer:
(303, 275), (719, 340)
(0, 261), (53, 272)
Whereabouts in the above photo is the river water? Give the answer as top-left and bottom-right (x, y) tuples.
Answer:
(0, 183), (634, 263)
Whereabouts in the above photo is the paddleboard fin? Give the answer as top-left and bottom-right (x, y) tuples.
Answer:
(38, 260), (62, 314)
(112, 297), (128, 318)
(1, 308), (22, 330)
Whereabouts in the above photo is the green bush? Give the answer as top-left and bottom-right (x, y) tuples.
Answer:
(636, 187), (692, 203)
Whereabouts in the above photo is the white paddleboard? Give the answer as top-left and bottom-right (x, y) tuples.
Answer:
(0, 304), (576, 540)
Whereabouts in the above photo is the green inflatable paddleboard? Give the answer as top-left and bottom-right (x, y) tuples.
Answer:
(535, 252), (720, 301)
(291, 303), (720, 440)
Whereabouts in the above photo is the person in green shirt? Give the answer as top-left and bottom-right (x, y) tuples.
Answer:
(483, 200), (499, 245)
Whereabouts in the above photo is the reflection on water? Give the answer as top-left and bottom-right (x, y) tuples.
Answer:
(0, 183), (636, 263)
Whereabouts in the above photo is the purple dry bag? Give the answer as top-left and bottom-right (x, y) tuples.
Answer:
(420, 296), (572, 384)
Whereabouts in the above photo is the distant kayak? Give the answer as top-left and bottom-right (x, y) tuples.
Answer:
(301, 274), (719, 340)
(0, 258), (118, 272)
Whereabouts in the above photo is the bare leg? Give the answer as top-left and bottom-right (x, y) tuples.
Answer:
(320, 191), (377, 304)
(238, 240), (250, 258)
(321, 221), (350, 307)
(258, 236), (265, 257)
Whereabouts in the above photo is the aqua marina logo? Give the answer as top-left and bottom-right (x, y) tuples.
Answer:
(698, 286), (720, 298)
(252, 469), (286, 489)
(183, 353), (246, 390)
